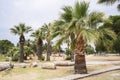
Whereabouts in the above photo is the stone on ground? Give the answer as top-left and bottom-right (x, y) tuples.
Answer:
(30, 62), (38, 67)
(54, 61), (74, 66)
(41, 63), (56, 69)
(0, 62), (14, 71)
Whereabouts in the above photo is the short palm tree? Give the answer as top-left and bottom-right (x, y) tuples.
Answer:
(10, 23), (32, 62)
(31, 29), (44, 60)
(53, 1), (116, 74)
(41, 23), (52, 61)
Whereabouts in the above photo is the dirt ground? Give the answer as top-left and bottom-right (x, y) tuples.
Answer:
(0, 54), (120, 80)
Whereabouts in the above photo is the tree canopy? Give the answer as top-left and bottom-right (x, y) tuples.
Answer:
(0, 40), (14, 54)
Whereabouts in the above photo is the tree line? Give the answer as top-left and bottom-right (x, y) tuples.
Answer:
(0, 1), (120, 74)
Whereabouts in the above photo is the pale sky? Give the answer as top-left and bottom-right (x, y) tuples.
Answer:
(0, 0), (119, 45)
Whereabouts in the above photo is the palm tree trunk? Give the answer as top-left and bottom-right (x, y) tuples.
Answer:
(71, 51), (74, 62)
(36, 37), (43, 60)
(74, 54), (87, 74)
(19, 34), (25, 62)
(20, 43), (24, 62)
(74, 36), (87, 74)
(46, 41), (51, 61)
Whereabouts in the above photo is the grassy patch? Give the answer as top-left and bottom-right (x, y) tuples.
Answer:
(0, 67), (74, 80)
(0, 55), (119, 80)
(0, 55), (9, 61)
(87, 64), (115, 72)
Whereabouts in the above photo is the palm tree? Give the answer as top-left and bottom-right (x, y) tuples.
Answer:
(41, 23), (52, 61)
(98, 0), (120, 11)
(10, 23), (32, 62)
(31, 29), (44, 60)
(53, 6), (75, 61)
(53, 1), (116, 74)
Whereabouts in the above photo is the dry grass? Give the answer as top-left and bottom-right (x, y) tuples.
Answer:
(87, 64), (116, 72)
(86, 55), (120, 61)
(78, 70), (120, 80)
(0, 67), (74, 80)
(0, 64), (119, 80)
(0, 55), (119, 80)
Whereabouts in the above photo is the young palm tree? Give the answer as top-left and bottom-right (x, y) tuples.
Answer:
(31, 29), (44, 60)
(41, 23), (52, 61)
(10, 23), (32, 62)
(53, 1), (116, 74)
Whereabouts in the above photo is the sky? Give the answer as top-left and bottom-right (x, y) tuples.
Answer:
(0, 0), (119, 46)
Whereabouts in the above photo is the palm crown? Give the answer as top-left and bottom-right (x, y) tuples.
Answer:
(10, 23), (32, 36)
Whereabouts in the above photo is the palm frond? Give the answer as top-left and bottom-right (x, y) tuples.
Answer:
(98, 0), (117, 5)
(55, 32), (69, 47)
(73, 1), (89, 19)
(54, 20), (65, 26)
(25, 26), (33, 33)
(96, 27), (116, 51)
(68, 19), (77, 32)
(10, 28), (18, 35)
(88, 12), (104, 29)
(117, 4), (120, 11)
(60, 6), (73, 22)
(78, 29), (98, 45)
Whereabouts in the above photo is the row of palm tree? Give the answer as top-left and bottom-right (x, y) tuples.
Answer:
(10, 1), (116, 74)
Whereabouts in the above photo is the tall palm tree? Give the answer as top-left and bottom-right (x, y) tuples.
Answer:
(41, 23), (52, 61)
(98, 0), (120, 11)
(10, 23), (32, 62)
(53, 1), (116, 74)
(31, 29), (44, 60)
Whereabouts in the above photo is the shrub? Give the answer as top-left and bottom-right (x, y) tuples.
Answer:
(65, 56), (71, 60)
(12, 54), (19, 61)
(42, 56), (45, 61)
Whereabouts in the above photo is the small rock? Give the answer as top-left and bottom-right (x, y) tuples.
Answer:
(0, 62), (14, 71)
(54, 61), (74, 66)
(20, 63), (27, 68)
(30, 62), (38, 67)
(41, 63), (56, 69)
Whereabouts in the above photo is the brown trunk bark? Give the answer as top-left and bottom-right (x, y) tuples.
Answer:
(36, 37), (43, 60)
(46, 41), (51, 61)
(19, 34), (25, 62)
(71, 52), (74, 62)
(20, 43), (24, 62)
(74, 54), (87, 74)
(74, 36), (87, 74)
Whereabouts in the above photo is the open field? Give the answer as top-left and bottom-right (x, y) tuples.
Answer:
(0, 67), (74, 80)
(0, 55), (120, 80)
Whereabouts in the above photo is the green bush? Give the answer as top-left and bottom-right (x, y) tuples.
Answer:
(12, 54), (19, 61)
(65, 49), (71, 56)
(42, 56), (45, 61)
(65, 56), (71, 60)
